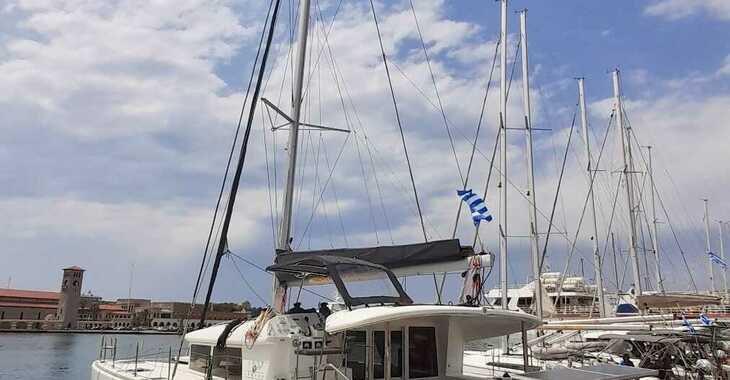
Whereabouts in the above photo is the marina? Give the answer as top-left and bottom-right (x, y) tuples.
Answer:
(2, 0), (730, 379)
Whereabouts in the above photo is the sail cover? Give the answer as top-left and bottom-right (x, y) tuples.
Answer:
(276, 239), (474, 270)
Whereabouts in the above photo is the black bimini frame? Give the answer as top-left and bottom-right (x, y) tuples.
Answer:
(267, 255), (413, 309)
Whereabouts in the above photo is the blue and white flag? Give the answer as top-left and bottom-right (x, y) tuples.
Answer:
(700, 313), (713, 326)
(682, 313), (696, 333)
(708, 252), (727, 269)
(457, 189), (493, 226)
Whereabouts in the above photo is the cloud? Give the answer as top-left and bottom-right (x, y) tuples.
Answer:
(644, 0), (730, 21)
(718, 54), (730, 76)
(1, 0), (729, 302)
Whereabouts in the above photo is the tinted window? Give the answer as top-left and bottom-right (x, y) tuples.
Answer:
(374, 331), (403, 379)
(189, 345), (211, 373)
(212, 347), (242, 378)
(409, 327), (438, 378)
(345, 331), (367, 380)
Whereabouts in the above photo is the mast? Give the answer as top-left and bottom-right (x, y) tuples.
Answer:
(275, 0), (312, 310)
(705, 199), (715, 293)
(519, 9), (542, 321)
(498, 0), (509, 351)
(612, 69), (642, 296)
(718, 221), (728, 300)
(578, 78), (606, 317)
(647, 146), (664, 293)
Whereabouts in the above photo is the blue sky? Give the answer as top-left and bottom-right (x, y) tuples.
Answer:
(1, 0), (730, 306)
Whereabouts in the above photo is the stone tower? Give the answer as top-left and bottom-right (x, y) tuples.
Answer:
(57, 266), (84, 329)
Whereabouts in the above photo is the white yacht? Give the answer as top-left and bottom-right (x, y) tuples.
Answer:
(484, 272), (617, 318)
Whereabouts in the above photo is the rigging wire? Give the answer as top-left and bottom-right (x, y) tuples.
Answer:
(228, 255), (270, 306)
(453, 39), (501, 239)
(310, 4), (395, 243)
(226, 251), (336, 302)
(172, 0), (279, 377)
(624, 111), (698, 292)
(354, 132), (381, 243)
(261, 107), (278, 246)
(539, 105), (579, 274)
(368, 0), (428, 242)
(198, 0), (282, 325)
(409, 0), (464, 186)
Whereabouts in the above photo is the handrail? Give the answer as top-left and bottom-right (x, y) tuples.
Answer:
(319, 363), (351, 380)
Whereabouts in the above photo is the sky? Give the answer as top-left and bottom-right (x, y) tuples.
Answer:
(1, 0), (730, 306)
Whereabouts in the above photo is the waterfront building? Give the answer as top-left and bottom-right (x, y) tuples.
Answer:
(0, 266), (251, 331)
(57, 266), (84, 329)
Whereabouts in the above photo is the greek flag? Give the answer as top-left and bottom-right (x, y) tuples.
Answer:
(700, 313), (712, 326)
(681, 313), (696, 333)
(457, 189), (493, 226)
(708, 252), (727, 269)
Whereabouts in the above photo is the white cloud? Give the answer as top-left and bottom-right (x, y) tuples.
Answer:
(1, 0), (729, 300)
(645, 0), (730, 21)
(718, 54), (730, 76)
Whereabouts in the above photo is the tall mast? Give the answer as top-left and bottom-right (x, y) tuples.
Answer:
(519, 10), (542, 321)
(578, 78), (606, 317)
(647, 146), (664, 293)
(275, 0), (311, 310)
(612, 69), (642, 296)
(498, 0), (509, 351)
(718, 221), (727, 300)
(704, 199), (715, 293)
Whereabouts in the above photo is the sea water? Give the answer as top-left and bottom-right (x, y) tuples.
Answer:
(0, 333), (180, 380)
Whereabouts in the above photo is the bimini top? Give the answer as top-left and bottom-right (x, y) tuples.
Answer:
(276, 239), (474, 270)
(267, 255), (413, 308)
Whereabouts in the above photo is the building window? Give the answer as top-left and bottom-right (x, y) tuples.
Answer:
(408, 327), (438, 378)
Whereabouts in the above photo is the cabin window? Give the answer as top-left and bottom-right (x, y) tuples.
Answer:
(212, 347), (242, 378)
(408, 327), (438, 378)
(345, 331), (367, 380)
(189, 344), (212, 374)
(374, 330), (403, 379)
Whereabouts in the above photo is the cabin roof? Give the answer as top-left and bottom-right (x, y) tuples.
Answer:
(325, 305), (541, 339)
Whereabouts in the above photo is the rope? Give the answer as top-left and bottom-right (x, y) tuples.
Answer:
(409, 0), (464, 185)
(368, 0), (428, 242)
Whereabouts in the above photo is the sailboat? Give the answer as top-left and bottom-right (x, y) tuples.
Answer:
(88, 0), (682, 378)
(90, 1), (546, 379)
